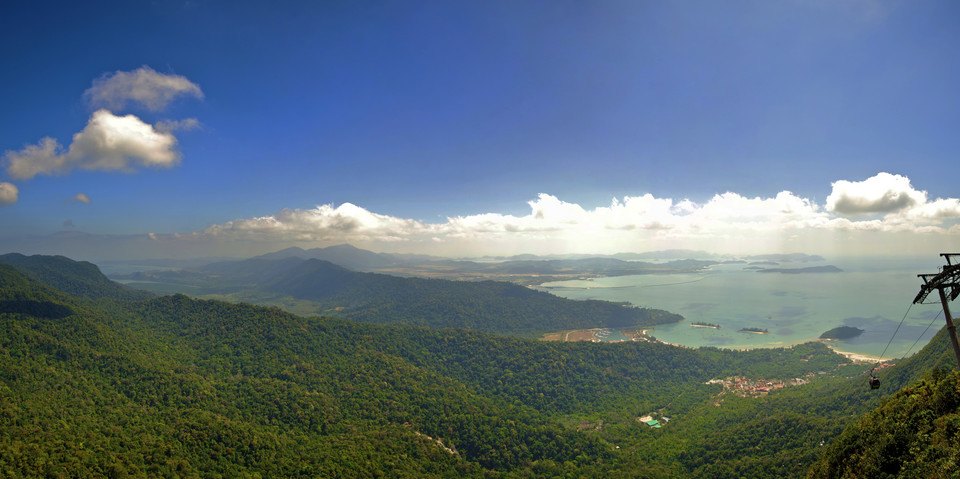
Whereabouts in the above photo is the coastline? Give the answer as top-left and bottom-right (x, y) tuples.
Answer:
(827, 345), (884, 363)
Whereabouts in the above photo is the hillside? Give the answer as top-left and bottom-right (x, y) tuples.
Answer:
(3, 253), (957, 477)
(118, 257), (683, 336)
(0, 269), (615, 476)
(0, 253), (153, 301)
(809, 368), (960, 478)
(0, 259), (867, 477)
(646, 319), (959, 478)
(262, 258), (682, 335)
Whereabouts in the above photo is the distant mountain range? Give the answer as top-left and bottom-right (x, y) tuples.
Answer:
(249, 244), (721, 278)
(97, 245), (828, 281)
(115, 255), (682, 336)
(105, 245), (839, 334)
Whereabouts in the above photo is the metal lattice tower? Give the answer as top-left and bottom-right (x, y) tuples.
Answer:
(914, 253), (960, 368)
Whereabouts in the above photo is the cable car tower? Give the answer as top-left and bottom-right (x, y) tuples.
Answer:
(913, 253), (960, 368)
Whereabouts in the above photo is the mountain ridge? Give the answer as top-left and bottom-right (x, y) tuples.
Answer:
(0, 252), (956, 477)
(0, 253), (153, 301)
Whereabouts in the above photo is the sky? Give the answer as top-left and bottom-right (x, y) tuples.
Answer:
(1, 0), (959, 261)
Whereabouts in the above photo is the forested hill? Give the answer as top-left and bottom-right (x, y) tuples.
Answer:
(643, 321), (957, 479)
(7, 253), (959, 476)
(2, 263), (859, 477)
(0, 253), (153, 301)
(800, 326), (960, 477)
(119, 257), (683, 336)
(263, 258), (682, 335)
(0, 264), (77, 318)
(809, 367), (960, 477)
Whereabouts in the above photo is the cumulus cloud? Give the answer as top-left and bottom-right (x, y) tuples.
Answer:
(68, 193), (91, 204)
(84, 66), (203, 112)
(206, 203), (434, 242)
(904, 198), (960, 220)
(0, 182), (17, 206)
(826, 172), (925, 215)
(201, 173), (960, 256)
(4, 110), (182, 179)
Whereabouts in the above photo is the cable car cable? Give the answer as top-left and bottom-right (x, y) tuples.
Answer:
(901, 310), (943, 359)
(876, 302), (913, 364)
(867, 303), (914, 390)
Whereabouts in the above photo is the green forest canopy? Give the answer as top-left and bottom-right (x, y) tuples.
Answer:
(0, 255), (956, 477)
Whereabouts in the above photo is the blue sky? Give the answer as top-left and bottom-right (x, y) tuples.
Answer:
(1, 0), (959, 260)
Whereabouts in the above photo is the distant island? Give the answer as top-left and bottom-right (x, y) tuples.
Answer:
(820, 326), (864, 341)
(691, 322), (720, 329)
(739, 327), (769, 334)
(756, 265), (842, 274)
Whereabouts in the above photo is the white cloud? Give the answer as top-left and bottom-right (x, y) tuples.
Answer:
(202, 173), (960, 256)
(897, 197), (960, 222)
(2, 138), (67, 180)
(826, 172), (926, 215)
(0, 182), (17, 206)
(205, 203), (435, 242)
(4, 110), (182, 179)
(69, 193), (91, 204)
(84, 66), (203, 112)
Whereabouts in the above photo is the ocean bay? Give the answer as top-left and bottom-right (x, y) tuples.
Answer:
(537, 257), (944, 358)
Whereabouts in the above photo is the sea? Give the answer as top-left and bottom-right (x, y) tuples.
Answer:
(536, 256), (949, 359)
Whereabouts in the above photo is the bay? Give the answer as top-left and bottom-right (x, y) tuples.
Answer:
(537, 256), (946, 358)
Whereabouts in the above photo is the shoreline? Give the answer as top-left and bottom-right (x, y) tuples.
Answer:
(827, 345), (884, 363)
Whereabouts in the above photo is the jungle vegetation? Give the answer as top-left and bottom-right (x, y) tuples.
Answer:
(0, 254), (956, 477)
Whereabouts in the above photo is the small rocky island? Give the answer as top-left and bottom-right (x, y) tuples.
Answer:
(739, 327), (769, 334)
(819, 326), (864, 340)
(691, 322), (720, 329)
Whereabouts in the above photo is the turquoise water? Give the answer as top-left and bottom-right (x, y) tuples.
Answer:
(595, 329), (631, 342)
(538, 257), (946, 358)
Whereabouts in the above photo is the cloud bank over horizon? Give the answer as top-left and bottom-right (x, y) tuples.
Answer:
(1, 173), (956, 260)
(198, 172), (960, 258)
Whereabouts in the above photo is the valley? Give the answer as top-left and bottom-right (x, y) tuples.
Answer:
(1, 251), (957, 477)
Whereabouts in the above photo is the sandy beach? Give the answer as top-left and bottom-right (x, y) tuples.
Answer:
(827, 346), (885, 363)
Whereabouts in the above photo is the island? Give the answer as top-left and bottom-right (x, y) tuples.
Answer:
(819, 326), (864, 340)
(739, 327), (769, 334)
(691, 322), (720, 329)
